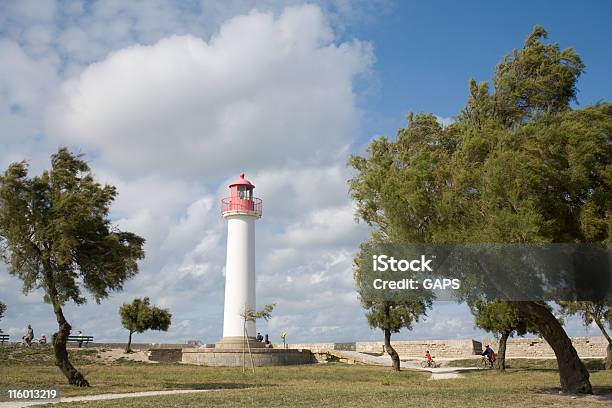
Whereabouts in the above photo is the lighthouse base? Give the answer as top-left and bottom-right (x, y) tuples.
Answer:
(216, 336), (265, 350)
(182, 347), (315, 367)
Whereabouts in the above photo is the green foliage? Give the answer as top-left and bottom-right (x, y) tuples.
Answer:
(349, 26), (610, 247)
(0, 148), (146, 385)
(463, 26), (585, 128)
(362, 299), (431, 334)
(119, 297), (172, 334)
(558, 301), (612, 340)
(351, 107), (611, 246)
(0, 148), (146, 306)
(349, 27), (608, 388)
(469, 300), (535, 337)
(353, 243), (434, 334)
(348, 113), (454, 243)
(494, 26), (584, 124)
(241, 304), (276, 322)
(0, 301), (5, 322)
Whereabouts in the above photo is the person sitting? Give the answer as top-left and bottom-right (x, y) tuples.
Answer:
(76, 330), (84, 348)
(256, 332), (264, 342)
(425, 350), (433, 367)
(37, 335), (47, 345)
(481, 344), (495, 367)
(22, 324), (34, 347)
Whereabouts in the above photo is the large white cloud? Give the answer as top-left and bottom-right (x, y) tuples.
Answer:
(1, 4), (379, 344)
(47, 6), (373, 179)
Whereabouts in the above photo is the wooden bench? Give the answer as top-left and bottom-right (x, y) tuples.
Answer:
(0, 334), (9, 344)
(67, 335), (94, 347)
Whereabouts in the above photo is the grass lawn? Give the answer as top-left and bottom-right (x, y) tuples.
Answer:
(1, 346), (611, 407)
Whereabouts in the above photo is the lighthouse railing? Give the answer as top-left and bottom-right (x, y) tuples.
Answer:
(221, 197), (262, 216)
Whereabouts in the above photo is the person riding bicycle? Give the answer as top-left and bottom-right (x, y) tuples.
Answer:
(425, 350), (433, 367)
(481, 344), (495, 367)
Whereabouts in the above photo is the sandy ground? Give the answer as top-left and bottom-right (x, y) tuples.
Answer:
(93, 348), (156, 364)
(327, 351), (474, 379)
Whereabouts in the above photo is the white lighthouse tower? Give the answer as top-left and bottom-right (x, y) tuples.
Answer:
(219, 173), (263, 349)
(181, 173), (311, 364)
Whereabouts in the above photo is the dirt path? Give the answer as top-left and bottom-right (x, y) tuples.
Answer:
(326, 351), (477, 379)
(402, 361), (477, 379)
(0, 389), (215, 408)
(429, 372), (464, 380)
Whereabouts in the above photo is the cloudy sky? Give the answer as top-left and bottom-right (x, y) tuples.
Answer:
(1, 0), (610, 345)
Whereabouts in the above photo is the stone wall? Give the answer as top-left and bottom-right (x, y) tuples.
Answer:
(333, 342), (355, 351)
(277, 339), (480, 359)
(182, 348), (315, 366)
(282, 336), (608, 359)
(481, 336), (607, 359)
(354, 339), (481, 359)
(273, 342), (335, 353)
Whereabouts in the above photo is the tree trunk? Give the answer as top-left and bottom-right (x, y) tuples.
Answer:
(51, 302), (89, 387)
(384, 329), (400, 371)
(42, 256), (89, 388)
(593, 318), (612, 370)
(514, 301), (591, 394)
(497, 330), (510, 371)
(126, 331), (133, 353)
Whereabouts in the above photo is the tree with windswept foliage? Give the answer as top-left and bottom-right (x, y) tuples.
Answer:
(241, 303), (276, 329)
(240, 303), (276, 372)
(484, 26), (584, 127)
(0, 148), (145, 386)
(119, 297), (172, 353)
(559, 301), (612, 369)
(363, 298), (431, 372)
(349, 26), (610, 393)
(354, 246), (433, 372)
(469, 300), (538, 371)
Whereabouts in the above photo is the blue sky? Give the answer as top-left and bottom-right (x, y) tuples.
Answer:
(0, 0), (610, 345)
(352, 0), (612, 145)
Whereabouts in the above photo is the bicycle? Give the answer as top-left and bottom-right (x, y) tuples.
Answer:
(420, 359), (439, 368)
(477, 355), (494, 369)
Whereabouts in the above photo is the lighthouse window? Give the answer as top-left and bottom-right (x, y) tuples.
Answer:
(238, 186), (251, 199)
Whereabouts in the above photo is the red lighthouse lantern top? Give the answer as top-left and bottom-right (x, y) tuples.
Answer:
(229, 173), (254, 188)
(221, 173), (262, 218)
